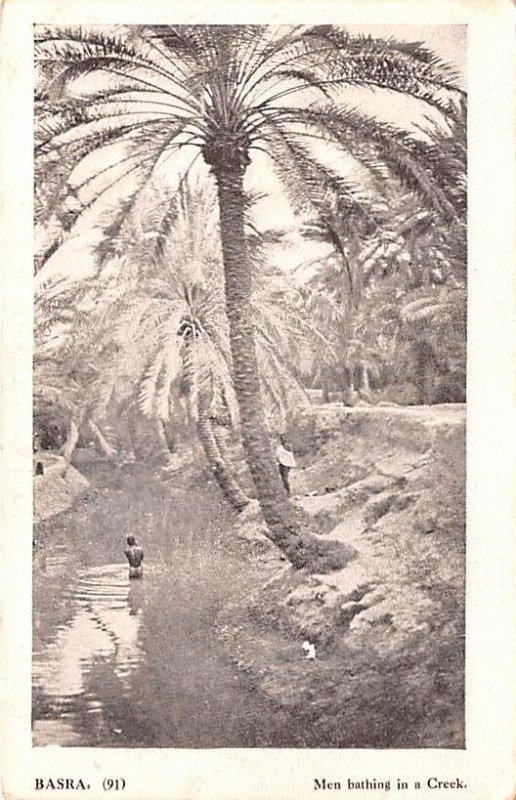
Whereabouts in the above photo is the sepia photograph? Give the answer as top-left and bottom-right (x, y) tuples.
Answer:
(1, 0), (515, 796)
(31, 22), (469, 752)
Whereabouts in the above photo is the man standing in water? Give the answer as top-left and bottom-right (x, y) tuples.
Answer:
(275, 434), (297, 496)
(124, 535), (144, 579)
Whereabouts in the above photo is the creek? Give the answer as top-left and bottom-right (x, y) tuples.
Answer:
(32, 459), (297, 748)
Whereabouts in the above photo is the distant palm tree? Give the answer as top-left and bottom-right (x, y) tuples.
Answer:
(79, 179), (315, 510)
(35, 25), (463, 567)
(301, 94), (466, 406)
(398, 287), (466, 404)
(34, 285), (118, 462)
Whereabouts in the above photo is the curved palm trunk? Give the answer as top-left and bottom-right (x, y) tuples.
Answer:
(89, 420), (118, 464)
(155, 418), (175, 463)
(126, 407), (143, 461)
(60, 416), (79, 464)
(197, 398), (250, 511)
(212, 164), (311, 565)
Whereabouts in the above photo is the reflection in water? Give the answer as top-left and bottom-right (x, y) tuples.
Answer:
(127, 580), (144, 618)
(33, 564), (144, 741)
(33, 467), (298, 748)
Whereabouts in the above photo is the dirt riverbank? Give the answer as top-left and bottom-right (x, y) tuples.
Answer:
(219, 404), (466, 748)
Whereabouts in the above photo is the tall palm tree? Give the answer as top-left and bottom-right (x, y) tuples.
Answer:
(35, 25), (463, 567)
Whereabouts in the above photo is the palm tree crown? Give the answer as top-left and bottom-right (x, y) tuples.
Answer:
(35, 25), (463, 266)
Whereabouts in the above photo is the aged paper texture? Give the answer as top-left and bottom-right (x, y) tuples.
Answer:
(1, 0), (515, 798)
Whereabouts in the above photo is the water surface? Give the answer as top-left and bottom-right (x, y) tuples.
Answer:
(33, 461), (294, 747)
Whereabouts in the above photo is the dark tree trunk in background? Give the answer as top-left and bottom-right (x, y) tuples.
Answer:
(155, 419), (175, 462)
(413, 340), (438, 405)
(342, 367), (353, 406)
(163, 420), (177, 454)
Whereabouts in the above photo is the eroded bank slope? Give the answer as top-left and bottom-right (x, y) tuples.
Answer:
(33, 453), (89, 523)
(221, 404), (465, 748)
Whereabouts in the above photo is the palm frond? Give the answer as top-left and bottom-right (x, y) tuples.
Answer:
(268, 104), (462, 219)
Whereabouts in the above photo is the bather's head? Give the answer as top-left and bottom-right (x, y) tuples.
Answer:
(127, 535), (136, 546)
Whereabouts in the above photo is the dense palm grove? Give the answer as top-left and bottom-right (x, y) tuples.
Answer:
(34, 25), (466, 569)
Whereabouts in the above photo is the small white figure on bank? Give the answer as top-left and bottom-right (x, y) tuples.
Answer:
(302, 640), (316, 660)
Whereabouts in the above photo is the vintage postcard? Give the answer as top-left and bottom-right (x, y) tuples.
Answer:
(1, 0), (515, 798)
